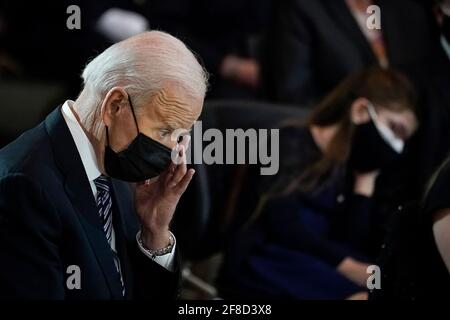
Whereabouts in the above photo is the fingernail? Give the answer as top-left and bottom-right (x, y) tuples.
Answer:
(185, 136), (191, 146)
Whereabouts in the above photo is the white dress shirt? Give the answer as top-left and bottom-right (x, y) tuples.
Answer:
(441, 36), (450, 62)
(61, 101), (175, 272)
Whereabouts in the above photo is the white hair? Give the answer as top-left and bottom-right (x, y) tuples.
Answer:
(78, 31), (208, 137)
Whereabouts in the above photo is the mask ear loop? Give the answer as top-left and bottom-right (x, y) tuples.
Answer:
(105, 126), (111, 146)
(127, 93), (141, 136)
(367, 101), (405, 153)
(366, 101), (378, 121)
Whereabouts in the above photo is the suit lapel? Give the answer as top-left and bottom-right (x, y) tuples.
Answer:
(45, 107), (124, 299)
(324, 0), (377, 64)
(110, 179), (135, 299)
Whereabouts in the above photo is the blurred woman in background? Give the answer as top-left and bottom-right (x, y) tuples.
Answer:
(219, 67), (419, 300)
(404, 154), (450, 300)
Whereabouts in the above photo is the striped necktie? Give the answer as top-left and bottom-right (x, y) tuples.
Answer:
(94, 175), (125, 296)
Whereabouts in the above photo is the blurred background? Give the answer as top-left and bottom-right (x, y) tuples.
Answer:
(0, 0), (449, 300)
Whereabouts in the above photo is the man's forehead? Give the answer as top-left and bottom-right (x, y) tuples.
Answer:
(145, 88), (202, 129)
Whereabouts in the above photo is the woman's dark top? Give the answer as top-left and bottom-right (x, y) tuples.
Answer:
(417, 164), (450, 299)
(372, 161), (450, 300)
(219, 126), (373, 299)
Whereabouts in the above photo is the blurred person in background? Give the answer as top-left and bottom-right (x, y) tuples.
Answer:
(93, 0), (272, 100)
(2, 0), (271, 101)
(2, 1), (112, 94)
(178, 0), (272, 100)
(262, 0), (436, 107)
(219, 68), (419, 300)
(0, 3), (19, 77)
(404, 151), (450, 300)
(371, 151), (450, 301)
(369, 0), (450, 301)
(402, 0), (450, 195)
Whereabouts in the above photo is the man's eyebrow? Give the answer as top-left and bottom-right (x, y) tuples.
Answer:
(166, 123), (177, 130)
(163, 120), (194, 132)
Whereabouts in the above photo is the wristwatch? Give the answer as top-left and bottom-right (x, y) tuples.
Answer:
(138, 231), (175, 258)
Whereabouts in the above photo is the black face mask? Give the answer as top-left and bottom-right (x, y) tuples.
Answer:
(348, 120), (402, 173)
(442, 13), (450, 44)
(104, 96), (172, 182)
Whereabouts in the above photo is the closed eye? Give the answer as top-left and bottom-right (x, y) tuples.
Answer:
(389, 122), (408, 140)
(160, 128), (172, 138)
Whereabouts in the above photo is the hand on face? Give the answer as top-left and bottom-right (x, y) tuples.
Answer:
(135, 135), (194, 250)
(101, 87), (202, 250)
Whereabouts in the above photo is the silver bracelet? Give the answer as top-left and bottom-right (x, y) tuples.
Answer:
(139, 231), (175, 258)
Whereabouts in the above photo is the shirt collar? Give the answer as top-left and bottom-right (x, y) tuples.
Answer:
(61, 100), (102, 183)
(441, 35), (450, 62)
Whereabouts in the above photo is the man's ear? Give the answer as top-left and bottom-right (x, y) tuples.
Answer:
(101, 87), (129, 127)
(350, 97), (371, 125)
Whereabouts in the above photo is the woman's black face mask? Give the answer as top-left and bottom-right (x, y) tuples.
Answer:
(348, 103), (404, 173)
(104, 95), (172, 182)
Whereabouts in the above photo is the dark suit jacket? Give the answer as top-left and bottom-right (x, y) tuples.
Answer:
(411, 45), (450, 190)
(0, 107), (180, 299)
(263, 0), (437, 106)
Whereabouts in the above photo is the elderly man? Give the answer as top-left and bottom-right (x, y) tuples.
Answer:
(0, 31), (208, 299)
